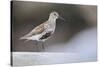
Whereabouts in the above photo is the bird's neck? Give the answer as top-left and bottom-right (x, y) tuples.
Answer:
(48, 17), (57, 24)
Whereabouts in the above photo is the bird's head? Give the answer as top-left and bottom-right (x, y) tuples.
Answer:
(50, 11), (59, 19)
(49, 11), (65, 21)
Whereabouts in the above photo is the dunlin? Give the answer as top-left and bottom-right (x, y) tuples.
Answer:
(20, 11), (65, 50)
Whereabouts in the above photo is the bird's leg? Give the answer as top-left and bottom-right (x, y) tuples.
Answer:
(42, 42), (45, 49)
(36, 41), (39, 52)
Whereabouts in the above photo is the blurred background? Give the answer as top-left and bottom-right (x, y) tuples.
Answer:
(11, 1), (97, 66)
(11, 1), (97, 52)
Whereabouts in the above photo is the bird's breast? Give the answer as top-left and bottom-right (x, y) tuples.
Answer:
(46, 23), (56, 32)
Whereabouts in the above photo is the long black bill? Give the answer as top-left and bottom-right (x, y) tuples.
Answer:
(59, 16), (65, 21)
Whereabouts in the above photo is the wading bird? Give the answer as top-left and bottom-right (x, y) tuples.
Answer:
(20, 11), (65, 51)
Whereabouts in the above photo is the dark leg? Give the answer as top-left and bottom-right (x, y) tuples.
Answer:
(36, 41), (39, 51)
(42, 42), (45, 49)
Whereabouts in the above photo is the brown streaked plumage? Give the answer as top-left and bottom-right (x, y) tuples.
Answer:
(23, 22), (46, 38)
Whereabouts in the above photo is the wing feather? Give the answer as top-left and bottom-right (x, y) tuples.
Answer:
(26, 23), (45, 36)
(20, 22), (46, 39)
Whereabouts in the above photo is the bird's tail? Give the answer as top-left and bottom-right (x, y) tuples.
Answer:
(20, 36), (30, 42)
(20, 36), (27, 40)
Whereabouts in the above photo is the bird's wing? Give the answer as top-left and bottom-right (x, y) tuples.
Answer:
(23, 22), (46, 38)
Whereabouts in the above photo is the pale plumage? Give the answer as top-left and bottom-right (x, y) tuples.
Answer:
(20, 11), (60, 41)
(20, 11), (64, 49)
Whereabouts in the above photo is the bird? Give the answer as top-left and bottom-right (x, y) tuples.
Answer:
(20, 11), (65, 50)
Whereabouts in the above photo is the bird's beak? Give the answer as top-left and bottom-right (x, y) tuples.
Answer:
(59, 16), (65, 21)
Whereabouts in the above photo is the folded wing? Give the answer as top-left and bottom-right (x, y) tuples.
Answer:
(20, 22), (46, 40)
